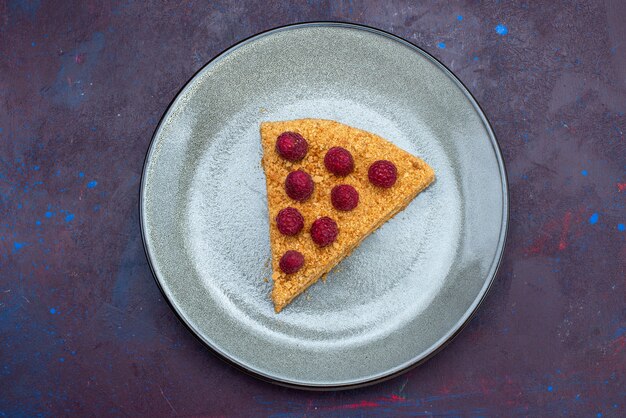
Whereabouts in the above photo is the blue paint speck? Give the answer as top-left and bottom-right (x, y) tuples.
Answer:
(33, 165), (40, 171)
(65, 213), (74, 222)
(93, 204), (100, 212)
(457, 15), (463, 21)
(597, 413), (602, 418)
(495, 24), (509, 36)
(473, 56), (479, 61)
(49, 308), (56, 314)
(45, 211), (53, 218)
(438, 42), (446, 49)
(548, 385), (553, 392)
(31, 41), (36, 47)
(17, 203), (22, 209)
(618, 223), (625, 231)
(78, 171), (84, 178)
(13, 241), (27, 251)
(589, 213), (599, 224)
(87, 180), (97, 188)
(35, 220), (41, 226)
(59, 357), (65, 363)
(581, 170), (588, 176)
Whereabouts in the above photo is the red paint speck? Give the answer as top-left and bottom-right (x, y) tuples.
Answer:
(558, 211), (572, 251)
(438, 385), (453, 395)
(386, 394), (406, 402)
(611, 336), (625, 355)
(75, 53), (85, 64)
(525, 234), (549, 255)
(618, 182), (626, 192)
(525, 209), (585, 255)
(335, 400), (380, 410)
(321, 395), (407, 411)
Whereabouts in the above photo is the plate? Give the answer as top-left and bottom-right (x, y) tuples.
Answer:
(140, 22), (508, 388)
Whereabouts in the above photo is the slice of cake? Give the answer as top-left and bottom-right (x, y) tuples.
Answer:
(260, 119), (435, 312)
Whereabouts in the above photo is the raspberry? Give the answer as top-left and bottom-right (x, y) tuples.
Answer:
(331, 184), (359, 211)
(276, 132), (308, 162)
(310, 217), (338, 247)
(279, 250), (304, 274)
(324, 147), (354, 176)
(368, 160), (397, 188)
(285, 170), (314, 201)
(276, 207), (304, 236)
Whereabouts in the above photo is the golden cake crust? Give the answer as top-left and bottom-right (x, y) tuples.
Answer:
(260, 119), (435, 312)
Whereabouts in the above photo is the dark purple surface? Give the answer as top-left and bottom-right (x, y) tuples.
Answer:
(1, 1), (624, 416)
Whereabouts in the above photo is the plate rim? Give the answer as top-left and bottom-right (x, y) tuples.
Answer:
(139, 21), (510, 390)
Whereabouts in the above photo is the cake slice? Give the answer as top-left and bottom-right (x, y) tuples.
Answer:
(260, 119), (434, 312)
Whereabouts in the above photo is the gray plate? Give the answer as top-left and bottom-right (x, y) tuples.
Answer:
(140, 22), (508, 389)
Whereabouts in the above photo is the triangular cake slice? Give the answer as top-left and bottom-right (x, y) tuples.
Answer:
(260, 119), (435, 312)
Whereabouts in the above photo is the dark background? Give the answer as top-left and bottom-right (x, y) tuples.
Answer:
(1, 1), (624, 416)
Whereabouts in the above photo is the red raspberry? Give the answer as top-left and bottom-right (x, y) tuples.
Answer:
(324, 147), (354, 176)
(276, 207), (304, 236)
(331, 184), (359, 211)
(368, 160), (397, 188)
(276, 132), (308, 162)
(279, 250), (304, 274)
(285, 170), (314, 201)
(310, 217), (338, 247)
